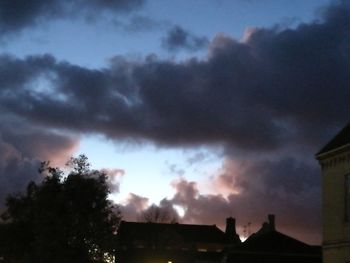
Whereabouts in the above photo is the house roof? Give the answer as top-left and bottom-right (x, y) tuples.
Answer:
(117, 221), (227, 245)
(317, 123), (350, 156)
(227, 230), (321, 263)
(242, 230), (320, 254)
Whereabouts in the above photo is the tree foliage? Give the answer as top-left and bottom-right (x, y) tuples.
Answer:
(0, 155), (120, 263)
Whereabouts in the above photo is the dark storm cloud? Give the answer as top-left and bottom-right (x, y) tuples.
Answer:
(162, 25), (209, 52)
(122, 158), (321, 244)
(0, 50), (312, 150)
(217, 157), (320, 196)
(2, 0), (349, 151)
(0, 0), (145, 35)
(0, 138), (40, 206)
(0, 1), (350, 242)
(0, 117), (78, 208)
(167, 156), (321, 244)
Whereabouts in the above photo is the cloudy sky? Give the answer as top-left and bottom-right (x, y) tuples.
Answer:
(1, 0), (349, 245)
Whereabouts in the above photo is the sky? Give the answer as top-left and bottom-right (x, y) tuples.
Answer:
(0, 0), (349, 245)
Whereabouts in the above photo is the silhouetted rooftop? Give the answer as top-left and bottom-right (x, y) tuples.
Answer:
(118, 221), (227, 245)
(317, 123), (350, 156)
(242, 230), (320, 254)
(118, 218), (321, 263)
(226, 218), (321, 263)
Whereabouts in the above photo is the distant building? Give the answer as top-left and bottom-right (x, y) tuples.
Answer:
(116, 217), (240, 263)
(116, 215), (321, 263)
(316, 123), (350, 263)
(225, 215), (321, 263)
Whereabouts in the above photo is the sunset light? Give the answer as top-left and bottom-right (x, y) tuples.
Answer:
(0, 1), (348, 263)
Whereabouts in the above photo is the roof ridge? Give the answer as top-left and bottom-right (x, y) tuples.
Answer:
(120, 220), (220, 228)
(316, 122), (350, 156)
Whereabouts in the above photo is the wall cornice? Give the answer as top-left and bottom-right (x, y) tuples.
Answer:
(317, 150), (350, 171)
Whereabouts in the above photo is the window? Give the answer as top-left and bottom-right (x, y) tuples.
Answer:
(346, 175), (350, 221)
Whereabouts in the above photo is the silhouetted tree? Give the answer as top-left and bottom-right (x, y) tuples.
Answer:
(0, 155), (120, 263)
(139, 204), (178, 224)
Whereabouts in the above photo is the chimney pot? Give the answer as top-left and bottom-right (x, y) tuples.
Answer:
(268, 214), (275, 231)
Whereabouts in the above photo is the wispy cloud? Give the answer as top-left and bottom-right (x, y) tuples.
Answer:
(162, 25), (209, 52)
(0, 0), (146, 37)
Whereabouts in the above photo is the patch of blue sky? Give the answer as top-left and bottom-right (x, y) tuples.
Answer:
(78, 134), (223, 204)
(1, 0), (330, 70)
(144, 0), (331, 40)
(1, 19), (166, 69)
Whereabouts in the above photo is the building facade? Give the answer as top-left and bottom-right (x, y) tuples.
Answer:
(316, 123), (350, 263)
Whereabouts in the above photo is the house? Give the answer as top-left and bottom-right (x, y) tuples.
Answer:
(225, 215), (321, 263)
(116, 215), (321, 263)
(316, 123), (350, 263)
(116, 217), (240, 263)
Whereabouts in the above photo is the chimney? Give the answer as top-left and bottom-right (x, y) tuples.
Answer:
(225, 217), (237, 235)
(268, 214), (275, 231)
(225, 217), (241, 244)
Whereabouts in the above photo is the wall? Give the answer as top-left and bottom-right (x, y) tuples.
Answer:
(318, 148), (350, 263)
